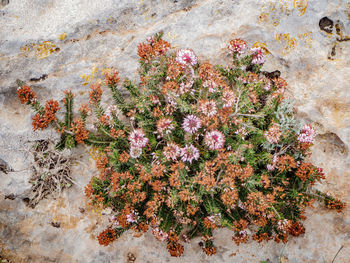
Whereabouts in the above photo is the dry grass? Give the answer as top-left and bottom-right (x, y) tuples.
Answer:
(23, 139), (74, 208)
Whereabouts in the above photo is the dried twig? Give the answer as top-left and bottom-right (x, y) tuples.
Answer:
(331, 245), (344, 263)
(236, 113), (263, 118)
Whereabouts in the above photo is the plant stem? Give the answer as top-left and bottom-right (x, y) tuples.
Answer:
(66, 97), (72, 129)
(271, 205), (282, 219)
(99, 126), (115, 140)
(86, 138), (111, 145)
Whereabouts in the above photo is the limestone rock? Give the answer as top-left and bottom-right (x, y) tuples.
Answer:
(0, 0), (349, 262)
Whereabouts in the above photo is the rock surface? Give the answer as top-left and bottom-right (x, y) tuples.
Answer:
(0, 0), (349, 262)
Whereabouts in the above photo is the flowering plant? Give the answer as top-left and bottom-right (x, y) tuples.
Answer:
(17, 33), (344, 257)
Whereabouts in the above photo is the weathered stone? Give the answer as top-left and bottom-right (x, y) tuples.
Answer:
(0, 0), (349, 262)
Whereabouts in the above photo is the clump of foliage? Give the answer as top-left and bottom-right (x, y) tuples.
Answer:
(23, 139), (74, 208)
(17, 32), (344, 257)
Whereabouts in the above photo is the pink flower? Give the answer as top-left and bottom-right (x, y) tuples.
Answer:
(182, 115), (201, 134)
(146, 36), (155, 44)
(264, 123), (282, 144)
(149, 95), (161, 105)
(207, 214), (221, 224)
(228, 39), (247, 54)
(266, 164), (275, 171)
(130, 146), (142, 159)
(152, 227), (168, 241)
(235, 126), (248, 140)
(222, 90), (236, 108)
(105, 105), (119, 119)
(165, 94), (178, 108)
(251, 47), (266, 65)
(203, 79), (218, 93)
(267, 155), (278, 171)
(298, 124), (315, 143)
(263, 81), (271, 91)
(108, 215), (120, 227)
(181, 144), (200, 163)
(105, 105), (119, 127)
(128, 129), (148, 148)
(126, 210), (139, 224)
(163, 143), (181, 161)
(176, 49), (197, 66)
(277, 219), (291, 233)
(204, 130), (225, 150)
(179, 80), (195, 95)
(200, 100), (217, 117)
(156, 118), (175, 136)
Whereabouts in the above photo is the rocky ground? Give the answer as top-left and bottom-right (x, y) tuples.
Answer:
(0, 0), (349, 262)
